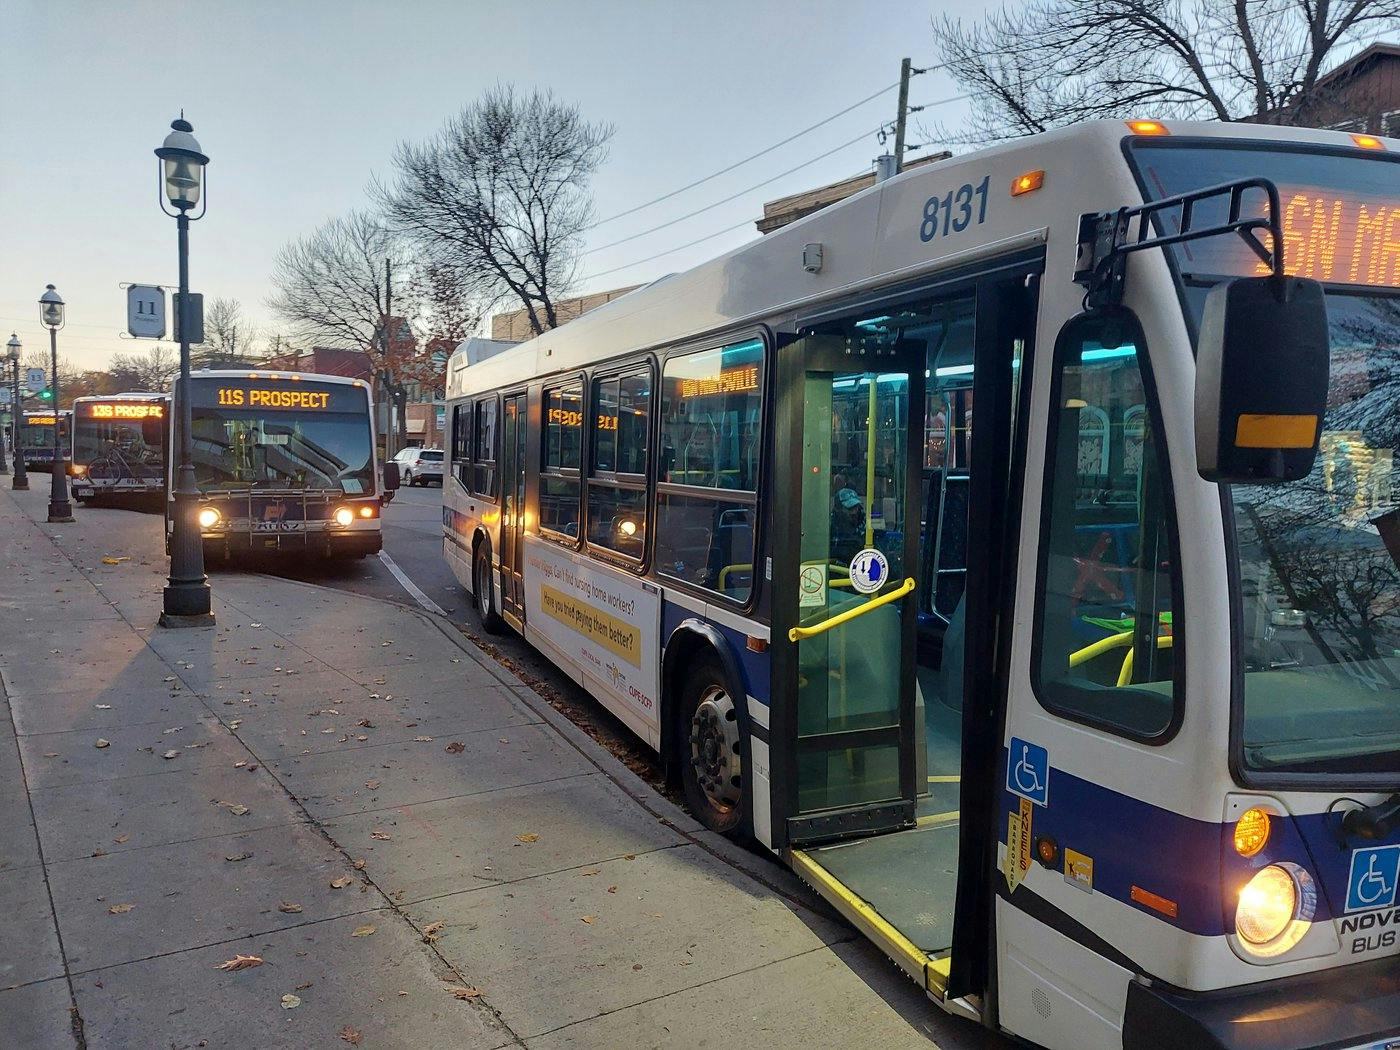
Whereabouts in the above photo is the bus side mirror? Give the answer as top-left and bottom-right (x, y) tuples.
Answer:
(1195, 275), (1329, 484)
(383, 461), (401, 491)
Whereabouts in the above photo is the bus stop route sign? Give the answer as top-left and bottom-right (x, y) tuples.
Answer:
(0, 387), (10, 405)
(25, 368), (46, 391)
(126, 284), (166, 339)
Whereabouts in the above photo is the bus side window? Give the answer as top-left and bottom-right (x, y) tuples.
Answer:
(541, 383), (582, 541)
(452, 404), (470, 488)
(654, 339), (764, 601)
(473, 397), (498, 498)
(1032, 312), (1181, 741)
(587, 368), (649, 560)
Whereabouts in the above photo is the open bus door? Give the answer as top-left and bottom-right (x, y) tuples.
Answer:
(771, 266), (1041, 1012)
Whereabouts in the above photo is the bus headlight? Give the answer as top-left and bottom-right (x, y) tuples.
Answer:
(334, 506), (355, 527)
(1236, 863), (1312, 957)
(70, 464), (87, 477)
(197, 507), (221, 529)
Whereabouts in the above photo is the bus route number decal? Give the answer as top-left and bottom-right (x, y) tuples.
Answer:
(920, 175), (991, 243)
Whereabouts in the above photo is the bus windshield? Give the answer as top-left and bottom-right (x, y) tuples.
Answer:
(74, 405), (167, 478)
(191, 407), (374, 493)
(1131, 142), (1400, 776)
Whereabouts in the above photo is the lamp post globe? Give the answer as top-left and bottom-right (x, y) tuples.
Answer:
(7, 334), (27, 490)
(156, 114), (213, 626)
(39, 286), (73, 522)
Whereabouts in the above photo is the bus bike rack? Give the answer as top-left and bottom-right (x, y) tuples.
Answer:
(1073, 177), (1287, 309)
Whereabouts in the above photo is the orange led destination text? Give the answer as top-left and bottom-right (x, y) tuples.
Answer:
(217, 388), (331, 410)
(1256, 194), (1400, 288)
(89, 403), (163, 420)
(679, 365), (759, 399)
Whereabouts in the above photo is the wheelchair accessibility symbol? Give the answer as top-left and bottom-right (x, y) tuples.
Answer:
(1347, 845), (1400, 913)
(1006, 736), (1049, 807)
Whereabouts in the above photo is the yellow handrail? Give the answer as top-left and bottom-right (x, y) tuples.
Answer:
(1067, 629), (1173, 687)
(788, 577), (915, 642)
(1117, 636), (1174, 687)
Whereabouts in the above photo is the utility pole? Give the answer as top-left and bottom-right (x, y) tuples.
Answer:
(893, 57), (913, 172)
(380, 257), (397, 461)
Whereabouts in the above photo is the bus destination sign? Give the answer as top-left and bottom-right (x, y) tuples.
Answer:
(187, 378), (367, 413)
(80, 402), (164, 420)
(217, 387), (333, 410)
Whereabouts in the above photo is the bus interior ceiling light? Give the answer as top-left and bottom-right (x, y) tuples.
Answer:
(1011, 170), (1045, 196)
(1126, 119), (1169, 136)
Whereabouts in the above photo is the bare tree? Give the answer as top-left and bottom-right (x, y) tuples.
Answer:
(197, 297), (258, 369)
(380, 85), (613, 337)
(930, 1), (1400, 144)
(267, 210), (419, 449)
(108, 345), (180, 392)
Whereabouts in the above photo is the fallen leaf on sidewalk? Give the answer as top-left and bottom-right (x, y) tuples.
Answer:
(350, 924), (376, 938)
(94, 739), (110, 749)
(516, 833), (539, 843)
(215, 954), (263, 972)
(234, 761), (247, 769)
(370, 830), (391, 841)
(295, 981), (314, 991)
(448, 986), (483, 1000)
(228, 804), (249, 816)
(356, 719), (374, 728)
(579, 869), (600, 877)
(278, 901), (303, 914)
(421, 920), (446, 943)
(108, 903), (135, 915)
(100, 557), (129, 565)
(330, 876), (353, 889)
(280, 993), (301, 1009)
(339, 1026), (363, 1045)
(162, 750), (181, 760)
(364, 779), (380, 790)
(225, 852), (253, 863)
(163, 727), (184, 734)
(445, 741), (464, 754)
(580, 915), (596, 925)
(607, 886), (617, 894)
(353, 859), (366, 871)
(113, 834), (129, 844)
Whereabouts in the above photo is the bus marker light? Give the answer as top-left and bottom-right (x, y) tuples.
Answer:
(334, 506), (355, 527)
(1130, 884), (1178, 919)
(358, 505), (375, 519)
(70, 464), (86, 476)
(197, 507), (221, 529)
(1234, 807), (1271, 857)
(1126, 120), (1169, 136)
(746, 635), (768, 653)
(1351, 133), (1385, 150)
(1011, 170), (1045, 196)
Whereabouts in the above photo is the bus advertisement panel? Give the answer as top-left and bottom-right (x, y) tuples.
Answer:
(70, 395), (169, 501)
(173, 371), (382, 558)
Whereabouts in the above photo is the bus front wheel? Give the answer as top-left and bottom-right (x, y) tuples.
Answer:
(473, 545), (504, 635)
(677, 657), (744, 836)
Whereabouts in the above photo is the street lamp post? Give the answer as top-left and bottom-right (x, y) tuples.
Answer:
(156, 116), (213, 626)
(6, 334), (27, 490)
(39, 286), (73, 523)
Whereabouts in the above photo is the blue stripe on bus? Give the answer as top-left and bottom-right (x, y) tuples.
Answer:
(661, 599), (770, 705)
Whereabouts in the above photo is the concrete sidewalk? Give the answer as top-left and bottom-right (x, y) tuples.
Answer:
(0, 484), (984, 1049)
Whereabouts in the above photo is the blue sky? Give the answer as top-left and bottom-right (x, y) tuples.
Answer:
(1, 0), (990, 368)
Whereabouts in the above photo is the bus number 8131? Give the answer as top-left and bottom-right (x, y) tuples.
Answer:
(920, 174), (991, 242)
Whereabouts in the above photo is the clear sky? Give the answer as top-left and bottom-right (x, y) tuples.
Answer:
(1, 0), (991, 370)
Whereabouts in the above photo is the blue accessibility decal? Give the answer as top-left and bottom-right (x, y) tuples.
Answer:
(1006, 736), (1049, 807)
(1346, 845), (1400, 913)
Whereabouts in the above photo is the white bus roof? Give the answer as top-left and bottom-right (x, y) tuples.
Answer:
(448, 118), (1395, 398)
(186, 369), (369, 389)
(72, 392), (169, 402)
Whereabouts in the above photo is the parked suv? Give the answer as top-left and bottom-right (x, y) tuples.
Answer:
(393, 446), (444, 486)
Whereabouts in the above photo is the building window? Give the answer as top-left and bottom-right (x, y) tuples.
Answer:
(655, 339), (764, 600)
(541, 382), (582, 540)
(451, 404), (470, 487)
(473, 397), (497, 498)
(1033, 312), (1180, 741)
(588, 368), (650, 559)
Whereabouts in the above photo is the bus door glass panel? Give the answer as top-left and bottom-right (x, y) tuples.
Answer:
(1035, 316), (1177, 738)
(540, 384), (582, 540)
(500, 394), (527, 615)
(787, 333), (922, 816)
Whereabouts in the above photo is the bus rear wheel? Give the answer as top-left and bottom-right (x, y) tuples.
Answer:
(473, 545), (504, 635)
(677, 657), (744, 836)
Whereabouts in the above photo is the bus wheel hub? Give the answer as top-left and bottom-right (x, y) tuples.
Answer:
(690, 686), (741, 809)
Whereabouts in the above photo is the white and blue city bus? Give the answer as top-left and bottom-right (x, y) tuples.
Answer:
(442, 119), (1400, 1049)
(168, 369), (388, 560)
(69, 392), (170, 504)
(18, 408), (70, 472)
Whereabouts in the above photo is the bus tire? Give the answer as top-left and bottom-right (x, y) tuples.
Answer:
(676, 655), (745, 837)
(473, 544), (504, 635)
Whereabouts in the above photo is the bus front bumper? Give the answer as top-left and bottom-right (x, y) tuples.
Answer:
(1123, 956), (1400, 1049)
(202, 529), (382, 557)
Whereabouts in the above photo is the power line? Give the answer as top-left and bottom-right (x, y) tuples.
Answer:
(585, 78), (903, 230)
(580, 215), (759, 284)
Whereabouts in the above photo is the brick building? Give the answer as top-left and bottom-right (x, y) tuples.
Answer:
(1259, 41), (1400, 135)
(490, 286), (642, 342)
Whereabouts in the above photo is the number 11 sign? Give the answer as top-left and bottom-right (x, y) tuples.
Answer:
(126, 284), (166, 339)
